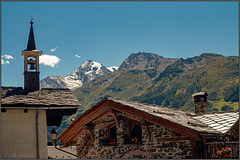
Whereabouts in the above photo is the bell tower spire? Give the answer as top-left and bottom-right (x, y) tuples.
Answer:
(22, 19), (42, 90)
(26, 18), (36, 51)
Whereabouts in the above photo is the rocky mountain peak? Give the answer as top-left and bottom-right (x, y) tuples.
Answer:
(118, 52), (179, 78)
(118, 52), (163, 71)
(40, 60), (111, 90)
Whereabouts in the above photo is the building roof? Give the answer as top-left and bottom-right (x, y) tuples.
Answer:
(1, 87), (81, 126)
(26, 20), (36, 51)
(58, 97), (239, 146)
(193, 112), (239, 134)
(1, 87), (80, 108)
(106, 97), (238, 134)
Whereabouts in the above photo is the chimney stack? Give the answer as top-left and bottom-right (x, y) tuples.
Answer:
(192, 91), (208, 115)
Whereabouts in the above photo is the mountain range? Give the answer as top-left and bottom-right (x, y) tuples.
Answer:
(41, 52), (238, 112)
(72, 52), (239, 112)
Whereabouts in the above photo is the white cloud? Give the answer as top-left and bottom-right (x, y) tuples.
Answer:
(1, 54), (14, 64)
(1, 59), (11, 65)
(75, 54), (81, 58)
(2, 54), (13, 59)
(39, 54), (60, 67)
(1, 59), (5, 64)
(50, 47), (58, 52)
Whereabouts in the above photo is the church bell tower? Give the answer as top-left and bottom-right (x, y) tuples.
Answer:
(22, 19), (42, 90)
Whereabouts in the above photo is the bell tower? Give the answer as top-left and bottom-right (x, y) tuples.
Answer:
(22, 19), (42, 90)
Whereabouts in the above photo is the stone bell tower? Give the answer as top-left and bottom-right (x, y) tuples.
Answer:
(22, 19), (42, 90)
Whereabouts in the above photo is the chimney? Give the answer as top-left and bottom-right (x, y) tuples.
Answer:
(192, 91), (208, 115)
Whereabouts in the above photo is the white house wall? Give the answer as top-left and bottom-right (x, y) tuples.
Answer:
(1, 109), (48, 159)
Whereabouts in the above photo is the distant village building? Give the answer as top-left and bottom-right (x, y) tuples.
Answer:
(1, 20), (80, 159)
(58, 93), (239, 159)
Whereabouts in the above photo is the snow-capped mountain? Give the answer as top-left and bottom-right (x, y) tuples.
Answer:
(39, 76), (68, 89)
(40, 60), (112, 90)
(107, 66), (119, 72)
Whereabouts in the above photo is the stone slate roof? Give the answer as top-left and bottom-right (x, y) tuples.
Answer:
(107, 97), (239, 134)
(1, 87), (80, 108)
(193, 112), (239, 134)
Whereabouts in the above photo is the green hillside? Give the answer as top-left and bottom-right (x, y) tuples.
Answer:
(132, 54), (239, 111)
(73, 69), (152, 111)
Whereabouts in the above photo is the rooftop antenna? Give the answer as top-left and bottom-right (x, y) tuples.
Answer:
(30, 16), (33, 24)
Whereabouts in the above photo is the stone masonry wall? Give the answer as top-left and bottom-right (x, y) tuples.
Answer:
(77, 113), (192, 159)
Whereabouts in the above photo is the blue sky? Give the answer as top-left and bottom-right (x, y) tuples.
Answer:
(1, 1), (239, 87)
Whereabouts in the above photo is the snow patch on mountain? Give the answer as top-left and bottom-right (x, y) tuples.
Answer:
(107, 66), (119, 72)
(64, 77), (83, 89)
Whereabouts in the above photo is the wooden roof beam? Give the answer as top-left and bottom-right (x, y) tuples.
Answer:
(120, 115), (142, 126)
(95, 119), (115, 130)
(108, 108), (120, 128)
(140, 120), (151, 140)
(84, 125), (94, 141)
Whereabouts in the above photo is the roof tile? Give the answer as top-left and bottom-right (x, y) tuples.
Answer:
(1, 87), (80, 107)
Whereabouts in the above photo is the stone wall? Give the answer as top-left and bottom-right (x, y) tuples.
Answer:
(77, 113), (192, 159)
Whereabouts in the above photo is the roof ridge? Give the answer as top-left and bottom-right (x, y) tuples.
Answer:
(107, 96), (195, 114)
(41, 88), (70, 91)
(205, 110), (239, 114)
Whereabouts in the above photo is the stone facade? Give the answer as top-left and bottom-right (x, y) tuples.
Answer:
(77, 112), (192, 159)
(60, 97), (239, 159)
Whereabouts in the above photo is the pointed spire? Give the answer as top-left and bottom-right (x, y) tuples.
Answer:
(26, 18), (36, 51)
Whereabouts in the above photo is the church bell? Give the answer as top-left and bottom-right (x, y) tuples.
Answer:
(29, 62), (36, 70)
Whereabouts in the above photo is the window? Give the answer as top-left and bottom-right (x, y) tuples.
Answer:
(109, 125), (117, 140)
(100, 124), (117, 146)
(124, 122), (142, 144)
(108, 124), (117, 145)
(131, 125), (142, 139)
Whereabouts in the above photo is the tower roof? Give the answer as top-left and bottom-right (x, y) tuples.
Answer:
(26, 19), (36, 51)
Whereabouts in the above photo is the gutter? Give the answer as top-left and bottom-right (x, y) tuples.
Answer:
(54, 141), (77, 157)
(36, 108), (39, 159)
